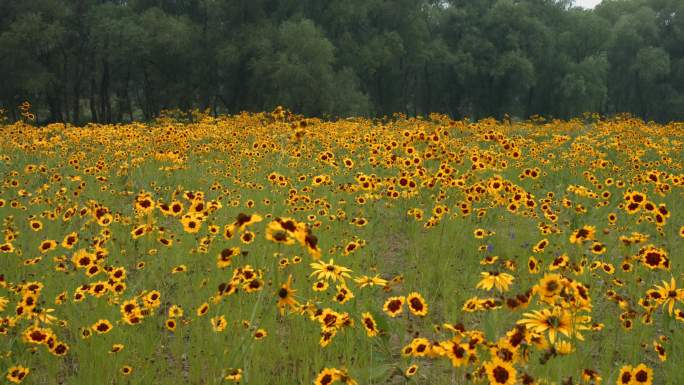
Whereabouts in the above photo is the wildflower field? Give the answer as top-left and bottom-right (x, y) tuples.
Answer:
(0, 108), (683, 385)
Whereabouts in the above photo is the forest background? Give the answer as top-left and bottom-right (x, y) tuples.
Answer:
(0, 0), (682, 123)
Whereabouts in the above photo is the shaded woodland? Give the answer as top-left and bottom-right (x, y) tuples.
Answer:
(1, 0), (682, 123)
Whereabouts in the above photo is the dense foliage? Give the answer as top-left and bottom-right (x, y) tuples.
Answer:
(0, 0), (683, 123)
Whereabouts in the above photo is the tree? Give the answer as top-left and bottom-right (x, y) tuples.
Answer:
(250, 18), (368, 116)
(0, 0), (682, 123)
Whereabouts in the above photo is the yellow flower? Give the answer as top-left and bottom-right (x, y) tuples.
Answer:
(353, 274), (388, 288)
(569, 225), (595, 244)
(406, 292), (428, 317)
(405, 364), (418, 377)
(483, 358), (516, 385)
(254, 328), (267, 340)
(180, 214), (203, 234)
(211, 315), (227, 332)
(477, 271), (514, 292)
(517, 307), (572, 344)
(616, 365), (633, 385)
(165, 319), (177, 332)
(654, 277), (684, 315)
(383, 296), (405, 317)
(310, 259), (352, 283)
(265, 221), (296, 245)
(6, 366), (29, 384)
(360, 312), (378, 337)
(168, 305), (183, 318)
(314, 368), (338, 385)
(196, 303), (209, 317)
(224, 368), (242, 382)
(91, 319), (113, 334)
(632, 363), (653, 385)
(554, 340), (574, 355)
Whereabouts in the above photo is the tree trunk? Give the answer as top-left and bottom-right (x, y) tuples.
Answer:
(9, 98), (18, 121)
(62, 52), (70, 123)
(423, 62), (432, 115)
(73, 77), (81, 125)
(123, 66), (133, 122)
(100, 59), (111, 123)
(46, 87), (63, 123)
(142, 64), (153, 120)
(90, 77), (98, 123)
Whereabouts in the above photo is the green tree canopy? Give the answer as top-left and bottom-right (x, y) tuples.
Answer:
(1, 0), (682, 123)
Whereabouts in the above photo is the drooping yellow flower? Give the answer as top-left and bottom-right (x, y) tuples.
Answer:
(310, 259), (352, 283)
(353, 274), (388, 288)
(276, 275), (300, 315)
(654, 277), (684, 315)
(554, 340), (574, 355)
(477, 271), (514, 292)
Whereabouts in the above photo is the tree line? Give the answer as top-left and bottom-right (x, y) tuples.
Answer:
(0, 0), (682, 124)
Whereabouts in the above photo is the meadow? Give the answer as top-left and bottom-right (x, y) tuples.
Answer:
(0, 107), (682, 385)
